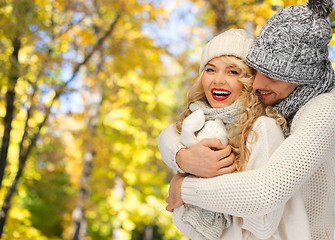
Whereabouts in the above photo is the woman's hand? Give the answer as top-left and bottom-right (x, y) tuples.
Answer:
(176, 139), (236, 178)
(166, 173), (188, 212)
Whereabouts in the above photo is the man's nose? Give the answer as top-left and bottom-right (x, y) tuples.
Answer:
(252, 71), (266, 90)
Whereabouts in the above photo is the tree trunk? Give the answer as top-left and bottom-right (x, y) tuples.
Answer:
(143, 225), (153, 240)
(206, 0), (238, 33)
(70, 58), (103, 239)
(112, 177), (125, 240)
(70, 151), (95, 240)
(0, 38), (21, 189)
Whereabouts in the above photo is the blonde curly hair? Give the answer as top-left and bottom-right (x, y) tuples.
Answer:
(176, 56), (285, 171)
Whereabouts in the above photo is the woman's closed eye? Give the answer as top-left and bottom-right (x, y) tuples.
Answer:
(230, 70), (239, 75)
(205, 68), (215, 73)
(227, 64), (241, 75)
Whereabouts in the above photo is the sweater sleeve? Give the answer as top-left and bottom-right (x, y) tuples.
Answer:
(174, 116), (286, 239)
(181, 91), (335, 217)
(240, 116), (286, 238)
(157, 123), (185, 173)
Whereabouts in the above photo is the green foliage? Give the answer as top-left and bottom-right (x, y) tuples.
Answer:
(21, 170), (70, 238)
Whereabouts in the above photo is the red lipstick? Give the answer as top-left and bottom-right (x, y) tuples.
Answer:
(211, 88), (231, 101)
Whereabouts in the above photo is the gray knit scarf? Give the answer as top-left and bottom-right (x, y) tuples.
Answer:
(273, 66), (335, 136)
(182, 205), (232, 240)
(189, 99), (244, 127)
(182, 99), (244, 240)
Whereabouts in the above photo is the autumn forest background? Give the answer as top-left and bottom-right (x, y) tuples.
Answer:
(0, 0), (334, 239)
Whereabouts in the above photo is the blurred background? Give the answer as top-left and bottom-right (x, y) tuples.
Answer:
(0, 0), (334, 239)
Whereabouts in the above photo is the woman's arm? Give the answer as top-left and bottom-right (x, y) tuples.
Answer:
(157, 123), (185, 173)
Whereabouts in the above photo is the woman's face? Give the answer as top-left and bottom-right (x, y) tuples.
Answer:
(202, 57), (244, 108)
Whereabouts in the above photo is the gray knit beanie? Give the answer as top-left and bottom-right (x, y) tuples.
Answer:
(246, 0), (335, 135)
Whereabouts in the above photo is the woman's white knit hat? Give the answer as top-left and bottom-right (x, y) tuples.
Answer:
(199, 29), (253, 74)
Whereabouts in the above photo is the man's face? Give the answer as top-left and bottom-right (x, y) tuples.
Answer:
(252, 71), (301, 106)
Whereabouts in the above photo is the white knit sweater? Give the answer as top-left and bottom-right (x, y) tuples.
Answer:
(158, 89), (335, 239)
(168, 116), (311, 239)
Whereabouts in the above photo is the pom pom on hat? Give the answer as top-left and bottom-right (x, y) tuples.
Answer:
(307, 0), (333, 18)
(199, 29), (253, 74)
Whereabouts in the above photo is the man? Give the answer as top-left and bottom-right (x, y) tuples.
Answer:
(158, 0), (335, 239)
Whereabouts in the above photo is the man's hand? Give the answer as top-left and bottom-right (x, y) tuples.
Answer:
(166, 173), (187, 213)
(176, 138), (236, 178)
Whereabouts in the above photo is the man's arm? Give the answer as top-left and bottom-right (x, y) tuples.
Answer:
(158, 123), (236, 178)
(177, 93), (335, 217)
(176, 140), (235, 177)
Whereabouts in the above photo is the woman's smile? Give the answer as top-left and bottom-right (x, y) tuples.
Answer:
(211, 88), (231, 101)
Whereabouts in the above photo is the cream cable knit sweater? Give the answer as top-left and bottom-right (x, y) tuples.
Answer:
(158, 89), (335, 239)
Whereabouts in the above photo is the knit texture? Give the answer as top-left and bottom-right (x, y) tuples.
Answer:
(179, 100), (245, 239)
(199, 29), (253, 73)
(189, 100), (244, 125)
(246, 3), (333, 84)
(182, 205), (232, 240)
(181, 89), (335, 240)
(273, 74), (334, 136)
(160, 116), (312, 239)
(246, 1), (335, 134)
